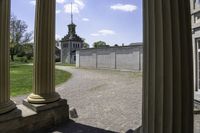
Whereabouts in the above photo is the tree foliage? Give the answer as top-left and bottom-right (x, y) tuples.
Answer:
(10, 15), (33, 61)
(93, 41), (109, 48)
(83, 42), (89, 48)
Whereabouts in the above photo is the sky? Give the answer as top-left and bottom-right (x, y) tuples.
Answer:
(11, 0), (143, 47)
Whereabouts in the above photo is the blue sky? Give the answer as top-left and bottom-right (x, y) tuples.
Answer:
(11, 0), (143, 46)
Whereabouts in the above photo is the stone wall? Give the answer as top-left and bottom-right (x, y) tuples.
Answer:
(191, 0), (200, 91)
(76, 45), (143, 71)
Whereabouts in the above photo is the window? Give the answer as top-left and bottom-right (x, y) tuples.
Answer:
(195, 15), (200, 23)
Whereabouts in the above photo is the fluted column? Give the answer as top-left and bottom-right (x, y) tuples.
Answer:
(143, 0), (193, 133)
(27, 0), (60, 103)
(0, 0), (16, 114)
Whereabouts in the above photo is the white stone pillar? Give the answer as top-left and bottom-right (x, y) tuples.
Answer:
(143, 0), (193, 133)
(0, 0), (16, 114)
(27, 0), (60, 104)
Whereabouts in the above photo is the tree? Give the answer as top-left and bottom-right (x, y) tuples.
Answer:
(93, 41), (109, 48)
(22, 43), (34, 60)
(83, 42), (89, 48)
(10, 15), (33, 61)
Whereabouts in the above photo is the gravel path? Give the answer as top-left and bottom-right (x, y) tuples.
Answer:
(11, 66), (200, 133)
(12, 66), (142, 133)
(56, 66), (142, 133)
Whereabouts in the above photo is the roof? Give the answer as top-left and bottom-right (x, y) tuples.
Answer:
(60, 22), (84, 42)
(60, 34), (84, 42)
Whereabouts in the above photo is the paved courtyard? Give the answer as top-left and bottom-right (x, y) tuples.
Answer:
(12, 66), (200, 133)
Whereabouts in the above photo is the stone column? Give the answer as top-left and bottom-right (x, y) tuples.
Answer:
(143, 0), (193, 133)
(27, 0), (60, 104)
(0, 0), (16, 114)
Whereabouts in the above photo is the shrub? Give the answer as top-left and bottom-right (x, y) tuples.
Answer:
(19, 57), (28, 63)
(25, 53), (33, 60)
(17, 51), (26, 57)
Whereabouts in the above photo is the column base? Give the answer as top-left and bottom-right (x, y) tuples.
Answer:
(27, 92), (60, 104)
(0, 100), (16, 114)
(23, 98), (69, 129)
(0, 99), (69, 132)
(23, 98), (67, 112)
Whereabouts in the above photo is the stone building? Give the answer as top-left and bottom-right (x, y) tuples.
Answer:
(191, 0), (200, 92)
(60, 8), (84, 64)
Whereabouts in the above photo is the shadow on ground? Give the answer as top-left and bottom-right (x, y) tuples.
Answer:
(37, 120), (138, 133)
(44, 120), (117, 133)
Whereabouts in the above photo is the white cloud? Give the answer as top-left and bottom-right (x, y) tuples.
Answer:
(98, 29), (115, 36)
(110, 4), (137, 12)
(56, 10), (61, 14)
(90, 33), (100, 37)
(56, 0), (66, 4)
(56, 34), (61, 39)
(74, 0), (85, 9)
(91, 29), (116, 37)
(64, 4), (79, 13)
(29, 0), (36, 6)
(82, 18), (90, 21)
(64, 0), (85, 14)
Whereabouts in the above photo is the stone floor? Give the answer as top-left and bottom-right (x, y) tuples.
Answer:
(12, 66), (200, 133)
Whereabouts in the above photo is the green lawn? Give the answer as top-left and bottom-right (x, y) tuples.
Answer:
(10, 64), (71, 96)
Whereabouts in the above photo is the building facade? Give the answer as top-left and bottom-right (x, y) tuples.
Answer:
(76, 45), (143, 71)
(191, 0), (200, 91)
(60, 22), (84, 64)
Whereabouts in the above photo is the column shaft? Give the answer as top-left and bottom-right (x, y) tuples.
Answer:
(143, 0), (193, 133)
(27, 0), (60, 103)
(0, 0), (16, 114)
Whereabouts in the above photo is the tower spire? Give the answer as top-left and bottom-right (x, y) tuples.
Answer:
(71, 2), (73, 24)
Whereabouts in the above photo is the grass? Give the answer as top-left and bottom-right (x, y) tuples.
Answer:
(130, 72), (143, 78)
(10, 64), (71, 96)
